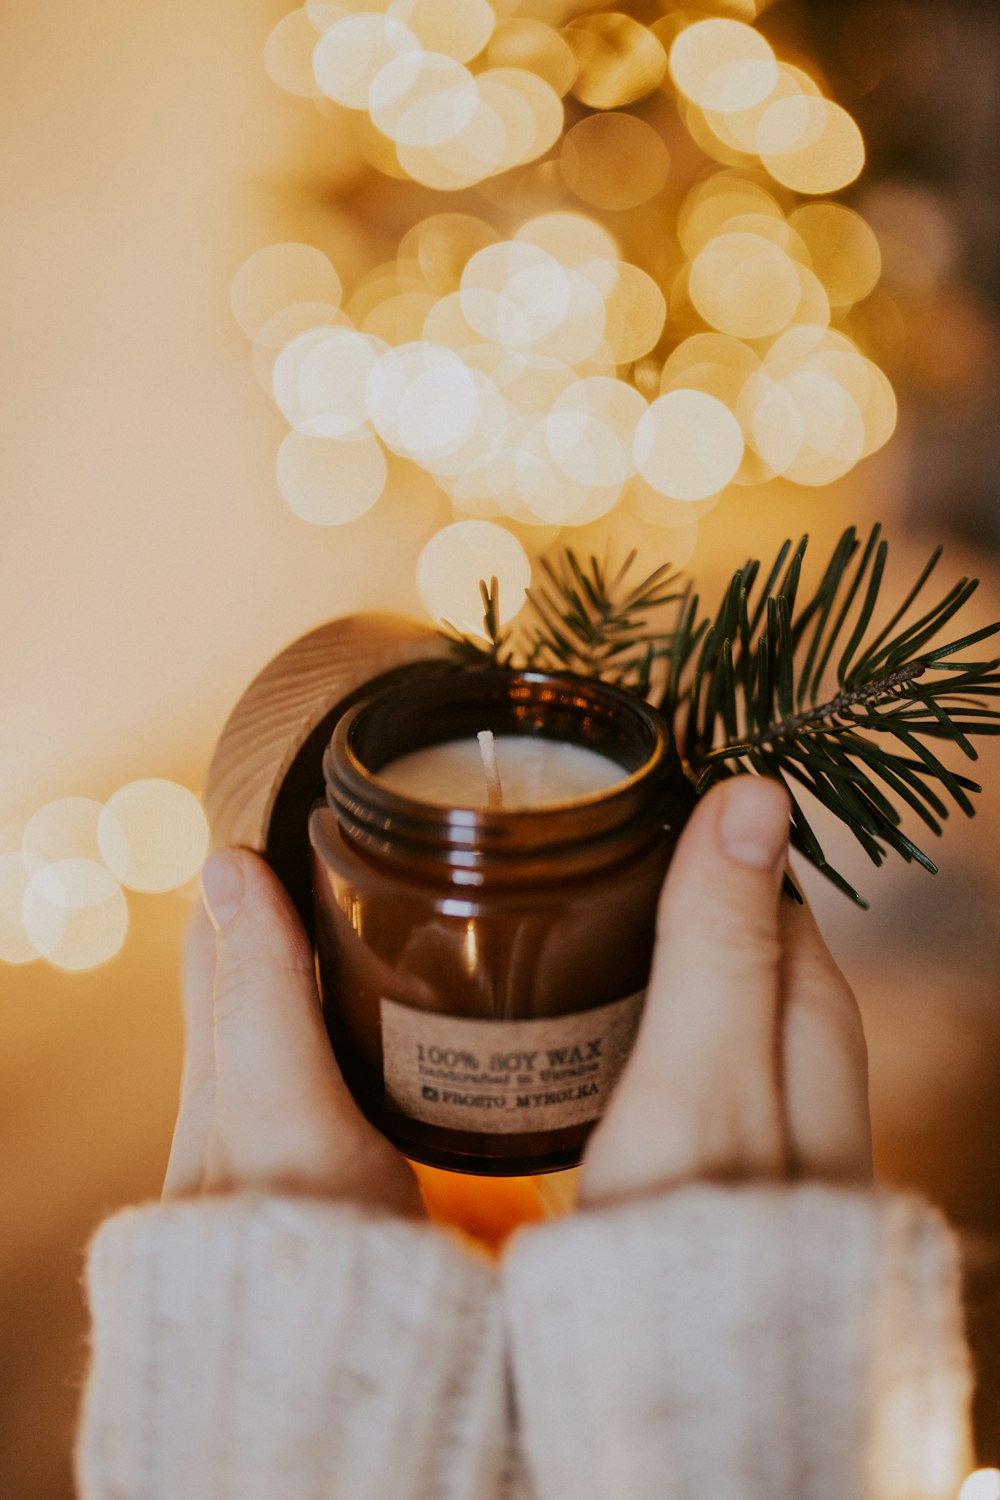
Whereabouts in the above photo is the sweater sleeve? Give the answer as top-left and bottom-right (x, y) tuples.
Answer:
(76, 1193), (516, 1500)
(502, 1183), (973, 1500)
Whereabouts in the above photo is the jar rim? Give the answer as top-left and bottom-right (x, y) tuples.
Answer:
(324, 666), (684, 867)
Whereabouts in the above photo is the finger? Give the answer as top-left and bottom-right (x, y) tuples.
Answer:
(162, 904), (217, 1198)
(780, 893), (873, 1183)
(202, 850), (423, 1214)
(580, 776), (791, 1209)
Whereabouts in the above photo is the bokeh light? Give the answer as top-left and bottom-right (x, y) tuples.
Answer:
(678, 174), (785, 256)
(264, 9), (327, 98)
(514, 418), (622, 526)
(757, 96), (865, 194)
(230, 243), (341, 338)
(560, 112), (670, 212)
(2, 781), (210, 970)
(670, 19), (778, 114)
(369, 52), (479, 149)
(565, 14), (666, 110)
(417, 520), (531, 636)
(789, 202), (882, 307)
(701, 62), (822, 159)
(368, 341), (481, 460)
(487, 19), (577, 99)
(961, 1471), (1000, 1500)
(391, 0), (496, 66)
(516, 211), (619, 294)
(550, 376), (645, 489)
(277, 429), (389, 524)
(21, 860), (129, 972)
(229, 2), (900, 566)
(313, 15), (421, 111)
(252, 301), (350, 395)
(635, 390), (744, 502)
(98, 780), (209, 894)
(274, 327), (385, 437)
(405, 212), (498, 288)
(21, 798), (105, 875)
(689, 231), (801, 339)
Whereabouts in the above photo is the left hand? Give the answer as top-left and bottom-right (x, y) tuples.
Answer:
(162, 848), (424, 1217)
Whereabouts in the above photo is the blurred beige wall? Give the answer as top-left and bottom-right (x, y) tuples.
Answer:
(0, 0), (448, 827)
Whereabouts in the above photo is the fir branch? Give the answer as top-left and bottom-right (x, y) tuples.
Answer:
(669, 524), (1000, 904)
(523, 547), (681, 688)
(702, 659), (929, 756)
(439, 576), (513, 667)
(447, 525), (1000, 905)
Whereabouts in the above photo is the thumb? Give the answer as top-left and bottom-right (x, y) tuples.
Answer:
(580, 776), (791, 1209)
(200, 849), (421, 1212)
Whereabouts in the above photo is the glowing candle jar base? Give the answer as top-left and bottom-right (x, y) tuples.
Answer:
(309, 668), (693, 1175)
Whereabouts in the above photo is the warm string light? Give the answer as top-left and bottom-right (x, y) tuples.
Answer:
(961, 1471), (1000, 1500)
(0, 782), (208, 971)
(4, 4), (903, 967)
(236, 0), (898, 641)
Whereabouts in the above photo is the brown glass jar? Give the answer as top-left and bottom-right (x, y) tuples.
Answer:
(309, 667), (693, 1175)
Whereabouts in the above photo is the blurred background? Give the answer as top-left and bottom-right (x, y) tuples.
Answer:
(2, 0), (1000, 1494)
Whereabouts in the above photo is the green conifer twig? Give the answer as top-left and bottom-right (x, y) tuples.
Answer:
(441, 525), (1000, 905)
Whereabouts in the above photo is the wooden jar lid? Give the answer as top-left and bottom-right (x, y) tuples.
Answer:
(204, 613), (450, 925)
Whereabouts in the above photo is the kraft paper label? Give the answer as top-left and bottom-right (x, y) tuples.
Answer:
(380, 990), (645, 1134)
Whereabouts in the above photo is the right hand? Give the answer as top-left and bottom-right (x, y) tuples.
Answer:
(580, 775), (872, 1210)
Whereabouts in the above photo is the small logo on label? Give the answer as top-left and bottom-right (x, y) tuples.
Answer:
(421, 1085), (439, 1102)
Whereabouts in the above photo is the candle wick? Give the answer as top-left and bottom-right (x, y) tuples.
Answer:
(477, 730), (504, 810)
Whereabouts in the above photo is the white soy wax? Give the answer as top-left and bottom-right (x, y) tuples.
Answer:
(377, 732), (628, 808)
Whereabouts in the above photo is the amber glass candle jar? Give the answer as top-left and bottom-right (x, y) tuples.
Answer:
(309, 667), (693, 1175)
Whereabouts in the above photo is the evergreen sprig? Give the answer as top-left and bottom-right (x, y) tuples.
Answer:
(666, 525), (1000, 904)
(522, 549), (681, 695)
(440, 576), (514, 667)
(443, 524), (1000, 906)
(441, 549), (681, 694)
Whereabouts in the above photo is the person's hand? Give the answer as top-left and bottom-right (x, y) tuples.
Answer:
(580, 775), (872, 1210)
(162, 848), (424, 1217)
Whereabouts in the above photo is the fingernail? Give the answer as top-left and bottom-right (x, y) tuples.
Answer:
(719, 778), (790, 870)
(200, 851), (244, 931)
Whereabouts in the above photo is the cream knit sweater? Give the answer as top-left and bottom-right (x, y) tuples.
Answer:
(76, 1184), (973, 1500)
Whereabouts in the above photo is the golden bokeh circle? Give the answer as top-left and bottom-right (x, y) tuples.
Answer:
(565, 14), (667, 110)
(603, 264), (668, 363)
(389, 0), (496, 66)
(789, 202), (882, 307)
(560, 113), (670, 212)
(276, 429), (389, 524)
(689, 232), (801, 339)
(488, 18), (577, 97)
(757, 96), (865, 195)
(22, 859), (129, 971)
(231, 244), (342, 340)
(98, 780), (209, 894)
(312, 14), (421, 110)
(417, 521), (531, 635)
(670, 19), (778, 113)
(634, 390), (744, 500)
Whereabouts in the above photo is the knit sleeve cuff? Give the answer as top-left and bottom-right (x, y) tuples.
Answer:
(76, 1193), (507, 1500)
(502, 1184), (972, 1500)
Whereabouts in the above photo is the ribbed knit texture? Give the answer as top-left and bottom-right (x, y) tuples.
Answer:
(76, 1194), (508, 1500)
(76, 1185), (973, 1500)
(503, 1184), (973, 1500)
